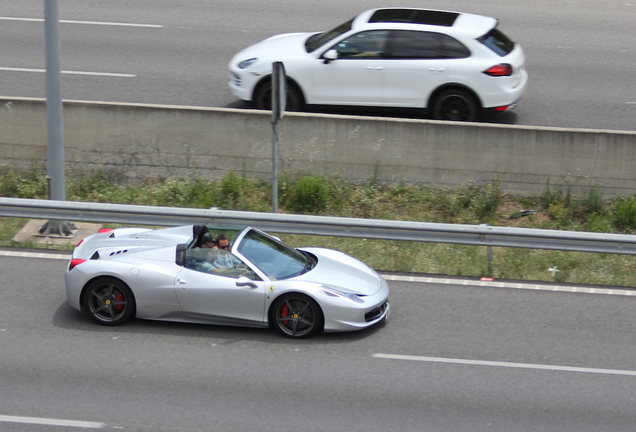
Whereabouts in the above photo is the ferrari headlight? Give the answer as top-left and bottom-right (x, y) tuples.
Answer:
(238, 58), (258, 69)
(320, 287), (365, 303)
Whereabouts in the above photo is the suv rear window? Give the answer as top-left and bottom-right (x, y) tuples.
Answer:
(477, 28), (515, 56)
(369, 9), (459, 27)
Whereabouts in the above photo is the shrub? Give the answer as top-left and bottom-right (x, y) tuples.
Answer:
(290, 175), (330, 213)
(472, 178), (502, 220)
(220, 172), (245, 205)
(584, 184), (604, 214)
(0, 169), (48, 198)
(611, 196), (636, 232)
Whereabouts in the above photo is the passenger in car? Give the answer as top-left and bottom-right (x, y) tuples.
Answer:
(200, 248), (220, 273)
(202, 239), (217, 249)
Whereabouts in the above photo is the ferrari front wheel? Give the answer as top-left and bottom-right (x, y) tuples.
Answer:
(83, 278), (135, 326)
(271, 294), (323, 338)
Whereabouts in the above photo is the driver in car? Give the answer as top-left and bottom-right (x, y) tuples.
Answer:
(213, 235), (241, 269)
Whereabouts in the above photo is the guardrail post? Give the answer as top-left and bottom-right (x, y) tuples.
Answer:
(480, 224), (493, 276)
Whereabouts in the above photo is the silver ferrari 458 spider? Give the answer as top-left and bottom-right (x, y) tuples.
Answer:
(66, 225), (390, 338)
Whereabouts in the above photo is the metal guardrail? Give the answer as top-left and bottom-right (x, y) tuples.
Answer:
(1, 197), (636, 255)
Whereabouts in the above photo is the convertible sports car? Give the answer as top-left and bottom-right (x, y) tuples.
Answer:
(66, 225), (390, 338)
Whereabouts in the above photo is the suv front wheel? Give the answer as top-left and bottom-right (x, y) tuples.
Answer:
(432, 89), (480, 122)
(254, 80), (304, 112)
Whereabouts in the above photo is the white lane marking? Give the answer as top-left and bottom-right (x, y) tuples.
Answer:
(373, 353), (636, 377)
(382, 274), (636, 297)
(0, 250), (69, 260)
(0, 414), (104, 428)
(0, 16), (162, 28)
(0, 67), (135, 78)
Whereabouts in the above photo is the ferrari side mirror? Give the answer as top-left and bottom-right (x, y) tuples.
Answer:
(176, 244), (187, 266)
(236, 277), (257, 288)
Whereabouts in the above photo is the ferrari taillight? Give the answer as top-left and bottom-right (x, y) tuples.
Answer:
(69, 258), (86, 271)
(483, 63), (513, 77)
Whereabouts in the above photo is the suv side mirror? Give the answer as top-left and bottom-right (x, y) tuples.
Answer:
(323, 49), (338, 64)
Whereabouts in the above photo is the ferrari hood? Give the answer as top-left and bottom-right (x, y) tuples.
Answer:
(297, 247), (384, 296)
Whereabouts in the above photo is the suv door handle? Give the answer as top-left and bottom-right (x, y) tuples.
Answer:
(429, 67), (446, 72)
(366, 66), (383, 71)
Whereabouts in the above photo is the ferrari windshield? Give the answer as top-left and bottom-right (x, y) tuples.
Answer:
(237, 229), (312, 280)
(305, 18), (354, 53)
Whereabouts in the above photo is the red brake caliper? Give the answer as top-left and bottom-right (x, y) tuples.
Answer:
(116, 291), (124, 311)
(281, 304), (289, 326)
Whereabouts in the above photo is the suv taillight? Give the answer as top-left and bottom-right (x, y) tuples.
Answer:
(483, 63), (513, 77)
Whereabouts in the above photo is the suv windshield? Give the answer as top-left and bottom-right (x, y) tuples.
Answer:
(477, 28), (515, 56)
(305, 18), (354, 53)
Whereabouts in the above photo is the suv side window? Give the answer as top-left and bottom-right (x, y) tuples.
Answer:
(438, 34), (471, 59)
(334, 30), (390, 59)
(386, 30), (438, 59)
(385, 31), (470, 59)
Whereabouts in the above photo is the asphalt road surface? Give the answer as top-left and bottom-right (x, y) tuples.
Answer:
(2, 251), (636, 431)
(1, 0), (635, 130)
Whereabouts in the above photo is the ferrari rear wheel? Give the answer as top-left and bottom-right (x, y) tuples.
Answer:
(271, 294), (323, 338)
(83, 278), (135, 326)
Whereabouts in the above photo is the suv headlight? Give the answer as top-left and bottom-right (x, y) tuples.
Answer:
(238, 58), (258, 69)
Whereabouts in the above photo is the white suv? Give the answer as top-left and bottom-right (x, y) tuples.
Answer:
(228, 8), (528, 121)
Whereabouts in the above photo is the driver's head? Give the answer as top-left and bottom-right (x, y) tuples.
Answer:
(216, 235), (230, 250)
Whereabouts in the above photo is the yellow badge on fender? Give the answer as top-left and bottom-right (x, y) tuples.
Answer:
(269, 286), (275, 293)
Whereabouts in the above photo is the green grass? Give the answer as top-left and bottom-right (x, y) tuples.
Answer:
(2, 168), (636, 287)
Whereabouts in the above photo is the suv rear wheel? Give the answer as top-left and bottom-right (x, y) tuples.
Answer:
(432, 89), (479, 122)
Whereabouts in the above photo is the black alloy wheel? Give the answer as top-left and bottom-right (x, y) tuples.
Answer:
(271, 294), (323, 338)
(433, 89), (479, 122)
(254, 80), (303, 111)
(83, 278), (135, 326)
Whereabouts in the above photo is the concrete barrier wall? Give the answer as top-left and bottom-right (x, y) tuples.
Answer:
(1, 97), (635, 196)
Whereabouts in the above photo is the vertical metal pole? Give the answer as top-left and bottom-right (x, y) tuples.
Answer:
(44, 0), (65, 202)
(272, 64), (279, 214)
(41, 0), (74, 235)
(271, 62), (285, 214)
(272, 120), (279, 213)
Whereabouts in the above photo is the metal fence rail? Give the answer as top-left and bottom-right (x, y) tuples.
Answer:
(1, 197), (636, 255)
